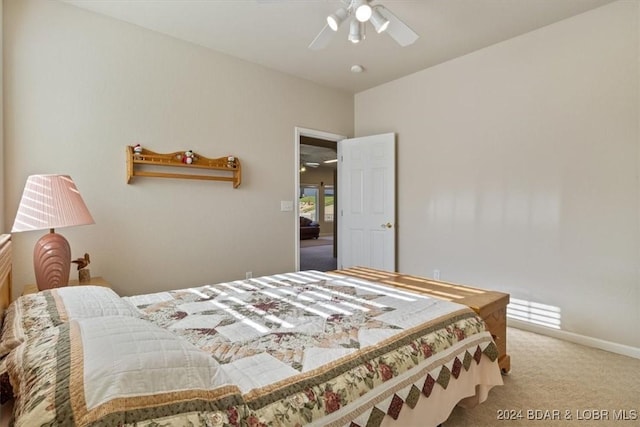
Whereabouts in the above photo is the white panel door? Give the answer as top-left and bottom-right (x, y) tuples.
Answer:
(338, 133), (395, 271)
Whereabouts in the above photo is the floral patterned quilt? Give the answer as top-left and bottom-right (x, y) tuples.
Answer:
(5, 270), (501, 427)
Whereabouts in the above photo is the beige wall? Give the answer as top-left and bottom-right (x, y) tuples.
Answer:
(3, 0), (353, 296)
(356, 1), (639, 350)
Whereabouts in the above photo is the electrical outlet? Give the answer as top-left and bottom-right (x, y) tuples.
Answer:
(245, 271), (252, 279)
(433, 269), (440, 280)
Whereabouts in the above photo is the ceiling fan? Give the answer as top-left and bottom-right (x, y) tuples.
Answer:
(309, 0), (419, 50)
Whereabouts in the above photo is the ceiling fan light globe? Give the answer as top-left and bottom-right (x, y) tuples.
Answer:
(327, 7), (348, 31)
(327, 16), (339, 31)
(355, 4), (372, 22)
(352, 0), (372, 22)
(348, 19), (365, 43)
(370, 7), (390, 33)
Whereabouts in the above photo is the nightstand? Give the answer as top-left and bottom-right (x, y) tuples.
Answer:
(22, 277), (111, 296)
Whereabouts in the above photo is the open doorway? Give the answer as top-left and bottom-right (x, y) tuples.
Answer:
(294, 128), (345, 272)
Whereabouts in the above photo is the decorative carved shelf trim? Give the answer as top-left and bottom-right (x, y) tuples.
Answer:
(126, 146), (241, 188)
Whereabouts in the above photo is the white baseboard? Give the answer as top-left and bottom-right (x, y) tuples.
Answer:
(508, 318), (640, 360)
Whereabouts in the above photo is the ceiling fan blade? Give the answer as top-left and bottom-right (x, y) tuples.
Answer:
(377, 6), (419, 47)
(308, 24), (334, 50)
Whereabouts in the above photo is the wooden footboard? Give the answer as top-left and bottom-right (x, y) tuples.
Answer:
(0, 234), (12, 316)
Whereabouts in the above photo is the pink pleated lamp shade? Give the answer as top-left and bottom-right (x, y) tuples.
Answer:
(12, 175), (94, 290)
(12, 175), (94, 233)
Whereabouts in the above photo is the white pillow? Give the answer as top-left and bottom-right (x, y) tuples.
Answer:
(78, 315), (231, 409)
(0, 286), (140, 358)
(7, 315), (237, 427)
(54, 285), (140, 321)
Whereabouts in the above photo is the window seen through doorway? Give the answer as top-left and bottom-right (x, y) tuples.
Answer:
(300, 185), (334, 224)
(300, 186), (318, 222)
(324, 186), (334, 222)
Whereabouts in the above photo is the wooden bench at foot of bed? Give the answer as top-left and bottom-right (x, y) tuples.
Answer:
(336, 267), (511, 374)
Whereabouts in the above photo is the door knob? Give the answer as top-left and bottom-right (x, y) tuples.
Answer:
(381, 222), (393, 229)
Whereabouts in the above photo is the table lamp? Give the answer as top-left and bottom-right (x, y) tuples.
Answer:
(12, 174), (95, 290)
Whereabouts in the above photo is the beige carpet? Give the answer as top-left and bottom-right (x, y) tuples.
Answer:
(443, 327), (640, 426)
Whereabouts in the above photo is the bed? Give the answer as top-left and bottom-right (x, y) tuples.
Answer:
(0, 234), (503, 426)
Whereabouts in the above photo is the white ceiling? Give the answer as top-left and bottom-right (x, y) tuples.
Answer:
(300, 143), (338, 169)
(62, 0), (614, 94)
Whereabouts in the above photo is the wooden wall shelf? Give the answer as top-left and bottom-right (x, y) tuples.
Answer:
(126, 146), (241, 188)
